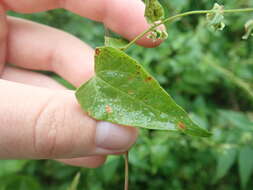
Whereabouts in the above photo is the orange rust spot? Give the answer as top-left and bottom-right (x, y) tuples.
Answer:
(145, 77), (152, 82)
(105, 105), (112, 113)
(177, 122), (186, 130)
(95, 48), (100, 56)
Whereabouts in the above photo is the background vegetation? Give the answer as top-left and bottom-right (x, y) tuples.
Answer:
(1, 0), (253, 189)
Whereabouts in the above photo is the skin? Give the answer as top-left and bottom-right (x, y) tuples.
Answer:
(0, 0), (163, 168)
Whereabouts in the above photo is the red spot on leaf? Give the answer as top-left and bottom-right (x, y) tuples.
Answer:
(95, 48), (100, 56)
(145, 77), (152, 82)
(178, 122), (186, 130)
(105, 105), (112, 113)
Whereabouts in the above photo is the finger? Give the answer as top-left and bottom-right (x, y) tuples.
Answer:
(7, 17), (94, 86)
(0, 80), (138, 159)
(3, 0), (163, 47)
(58, 156), (106, 168)
(2, 66), (65, 89)
(2, 66), (108, 167)
(63, 0), (164, 47)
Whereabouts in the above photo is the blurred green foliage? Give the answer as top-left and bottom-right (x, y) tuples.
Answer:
(2, 0), (253, 189)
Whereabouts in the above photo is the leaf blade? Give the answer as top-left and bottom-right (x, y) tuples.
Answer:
(238, 146), (253, 189)
(214, 147), (237, 182)
(76, 47), (211, 137)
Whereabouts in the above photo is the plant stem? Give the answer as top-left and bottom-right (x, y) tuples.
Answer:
(124, 151), (129, 190)
(122, 8), (253, 51)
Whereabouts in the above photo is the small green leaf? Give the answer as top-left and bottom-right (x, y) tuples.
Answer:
(242, 19), (253, 40)
(67, 173), (81, 190)
(144, 0), (165, 24)
(104, 36), (129, 49)
(214, 146), (237, 182)
(206, 3), (226, 31)
(76, 47), (211, 137)
(238, 146), (253, 189)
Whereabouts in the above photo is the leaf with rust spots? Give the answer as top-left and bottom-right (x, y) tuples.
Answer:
(75, 47), (211, 137)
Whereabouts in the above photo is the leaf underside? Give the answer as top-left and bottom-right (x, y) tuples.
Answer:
(75, 47), (211, 137)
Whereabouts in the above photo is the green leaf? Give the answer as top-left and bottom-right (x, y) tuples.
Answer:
(214, 147), (237, 182)
(238, 146), (253, 189)
(0, 160), (28, 177)
(242, 19), (253, 40)
(206, 3), (226, 31)
(144, 0), (165, 24)
(67, 172), (81, 190)
(0, 175), (41, 190)
(219, 110), (253, 131)
(76, 47), (211, 137)
(104, 36), (129, 49)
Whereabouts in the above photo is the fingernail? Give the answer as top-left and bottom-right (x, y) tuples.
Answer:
(96, 121), (137, 151)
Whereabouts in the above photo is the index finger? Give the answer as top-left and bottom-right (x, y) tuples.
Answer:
(3, 0), (163, 47)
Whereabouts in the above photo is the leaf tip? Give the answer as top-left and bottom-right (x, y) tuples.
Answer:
(185, 124), (212, 137)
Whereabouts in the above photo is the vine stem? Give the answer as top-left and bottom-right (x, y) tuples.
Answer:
(122, 8), (253, 51)
(124, 151), (129, 190)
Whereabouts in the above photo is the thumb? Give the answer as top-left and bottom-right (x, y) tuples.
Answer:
(0, 79), (137, 159)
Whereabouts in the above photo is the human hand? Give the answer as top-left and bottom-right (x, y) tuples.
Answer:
(0, 0), (162, 168)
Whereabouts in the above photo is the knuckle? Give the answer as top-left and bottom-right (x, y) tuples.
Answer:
(33, 93), (70, 158)
(34, 92), (97, 158)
